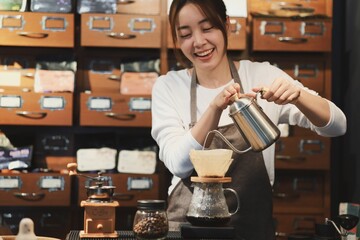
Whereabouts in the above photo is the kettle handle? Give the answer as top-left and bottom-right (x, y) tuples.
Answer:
(203, 130), (251, 154)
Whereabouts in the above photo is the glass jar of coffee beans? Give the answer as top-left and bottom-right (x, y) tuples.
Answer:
(133, 200), (168, 240)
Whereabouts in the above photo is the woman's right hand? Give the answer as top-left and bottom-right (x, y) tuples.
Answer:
(210, 83), (241, 110)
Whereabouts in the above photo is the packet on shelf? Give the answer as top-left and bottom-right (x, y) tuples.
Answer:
(120, 72), (158, 95)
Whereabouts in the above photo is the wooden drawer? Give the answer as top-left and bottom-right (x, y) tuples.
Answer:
(272, 58), (329, 97)
(167, 17), (247, 50)
(228, 17), (247, 50)
(0, 91), (73, 126)
(116, 0), (161, 15)
(79, 92), (151, 127)
(275, 136), (330, 170)
(273, 172), (325, 209)
(0, 12), (74, 48)
(77, 173), (159, 207)
(80, 14), (161, 48)
(249, 0), (330, 17)
(0, 173), (71, 206)
(0, 55), (36, 91)
(82, 58), (121, 93)
(273, 213), (325, 239)
(252, 17), (332, 52)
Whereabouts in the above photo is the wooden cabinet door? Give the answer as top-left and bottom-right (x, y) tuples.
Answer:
(77, 173), (159, 207)
(275, 136), (330, 170)
(81, 13), (161, 48)
(249, 0), (330, 16)
(0, 91), (73, 126)
(0, 173), (71, 206)
(252, 18), (332, 52)
(79, 92), (151, 127)
(0, 12), (74, 47)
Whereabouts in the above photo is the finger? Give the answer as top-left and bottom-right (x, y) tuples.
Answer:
(274, 89), (298, 105)
(268, 83), (288, 102)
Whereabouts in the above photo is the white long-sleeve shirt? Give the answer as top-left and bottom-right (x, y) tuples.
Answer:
(151, 60), (347, 194)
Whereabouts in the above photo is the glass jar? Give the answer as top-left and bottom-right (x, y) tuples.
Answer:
(133, 200), (168, 240)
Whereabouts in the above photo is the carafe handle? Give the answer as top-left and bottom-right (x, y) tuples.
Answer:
(203, 129), (251, 154)
(224, 188), (240, 216)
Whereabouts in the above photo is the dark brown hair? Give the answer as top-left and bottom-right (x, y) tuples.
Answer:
(168, 0), (228, 67)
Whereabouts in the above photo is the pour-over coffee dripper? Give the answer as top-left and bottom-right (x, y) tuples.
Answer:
(181, 149), (239, 239)
(325, 214), (359, 240)
(189, 149), (233, 178)
(186, 149), (240, 226)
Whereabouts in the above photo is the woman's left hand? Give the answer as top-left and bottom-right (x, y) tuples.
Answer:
(251, 78), (301, 105)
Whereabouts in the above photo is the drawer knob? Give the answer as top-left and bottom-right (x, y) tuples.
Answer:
(16, 111), (47, 119)
(17, 32), (49, 39)
(13, 192), (45, 201)
(278, 37), (308, 43)
(107, 32), (136, 40)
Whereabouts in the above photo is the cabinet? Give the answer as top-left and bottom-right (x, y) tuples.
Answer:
(0, 2), (163, 239)
(248, 0), (334, 238)
(0, 0), (335, 239)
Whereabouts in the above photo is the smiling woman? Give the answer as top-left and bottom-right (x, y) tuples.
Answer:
(151, 0), (347, 239)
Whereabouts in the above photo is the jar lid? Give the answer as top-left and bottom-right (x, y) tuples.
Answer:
(137, 200), (166, 210)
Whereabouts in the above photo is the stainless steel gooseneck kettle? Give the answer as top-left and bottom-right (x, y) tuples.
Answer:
(204, 92), (280, 154)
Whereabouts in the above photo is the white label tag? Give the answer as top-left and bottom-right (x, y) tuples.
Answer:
(0, 71), (21, 86)
(118, 150), (156, 174)
(77, 147), (117, 171)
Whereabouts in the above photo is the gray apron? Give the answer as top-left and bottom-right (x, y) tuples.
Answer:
(166, 58), (275, 240)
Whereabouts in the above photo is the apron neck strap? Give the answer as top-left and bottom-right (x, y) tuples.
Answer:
(190, 56), (242, 128)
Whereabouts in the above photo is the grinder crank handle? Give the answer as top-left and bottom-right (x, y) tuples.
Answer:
(67, 163), (78, 175)
(66, 163), (104, 181)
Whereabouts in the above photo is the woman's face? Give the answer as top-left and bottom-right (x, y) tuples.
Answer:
(176, 3), (226, 71)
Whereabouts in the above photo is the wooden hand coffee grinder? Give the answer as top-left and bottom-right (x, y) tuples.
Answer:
(68, 163), (119, 238)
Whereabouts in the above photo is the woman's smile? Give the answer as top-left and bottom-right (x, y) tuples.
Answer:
(194, 48), (214, 58)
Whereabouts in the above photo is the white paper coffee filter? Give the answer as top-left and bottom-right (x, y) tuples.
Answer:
(189, 149), (233, 177)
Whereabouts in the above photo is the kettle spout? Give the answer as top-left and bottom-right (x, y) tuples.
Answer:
(203, 130), (251, 154)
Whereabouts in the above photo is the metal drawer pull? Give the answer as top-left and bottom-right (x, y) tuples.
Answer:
(16, 111), (47, 119)
(275, 232), (287, 237)
(112, 193), (134, 201)
(117, 0), (135, 4)
(13, 192), (45, 201)
(294, 64), (318, 78)
(278, 37), (308, 43)
(105, 112), (136, 120)
(16, 32), (49, 38)
(300, 139), (324, 154)
(23, 72), (35, 78)
(229, 19), (241, 34)
(273, 192), (300, 199)
(276, 155), (306, 162)
(108, 75), (120, 81)
(107, 32), (136, 39)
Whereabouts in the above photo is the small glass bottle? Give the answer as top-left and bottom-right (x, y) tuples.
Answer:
(133, 200), (169, 240)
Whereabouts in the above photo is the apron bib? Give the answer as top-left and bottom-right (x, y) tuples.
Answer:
(166, 57), (275, 240)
